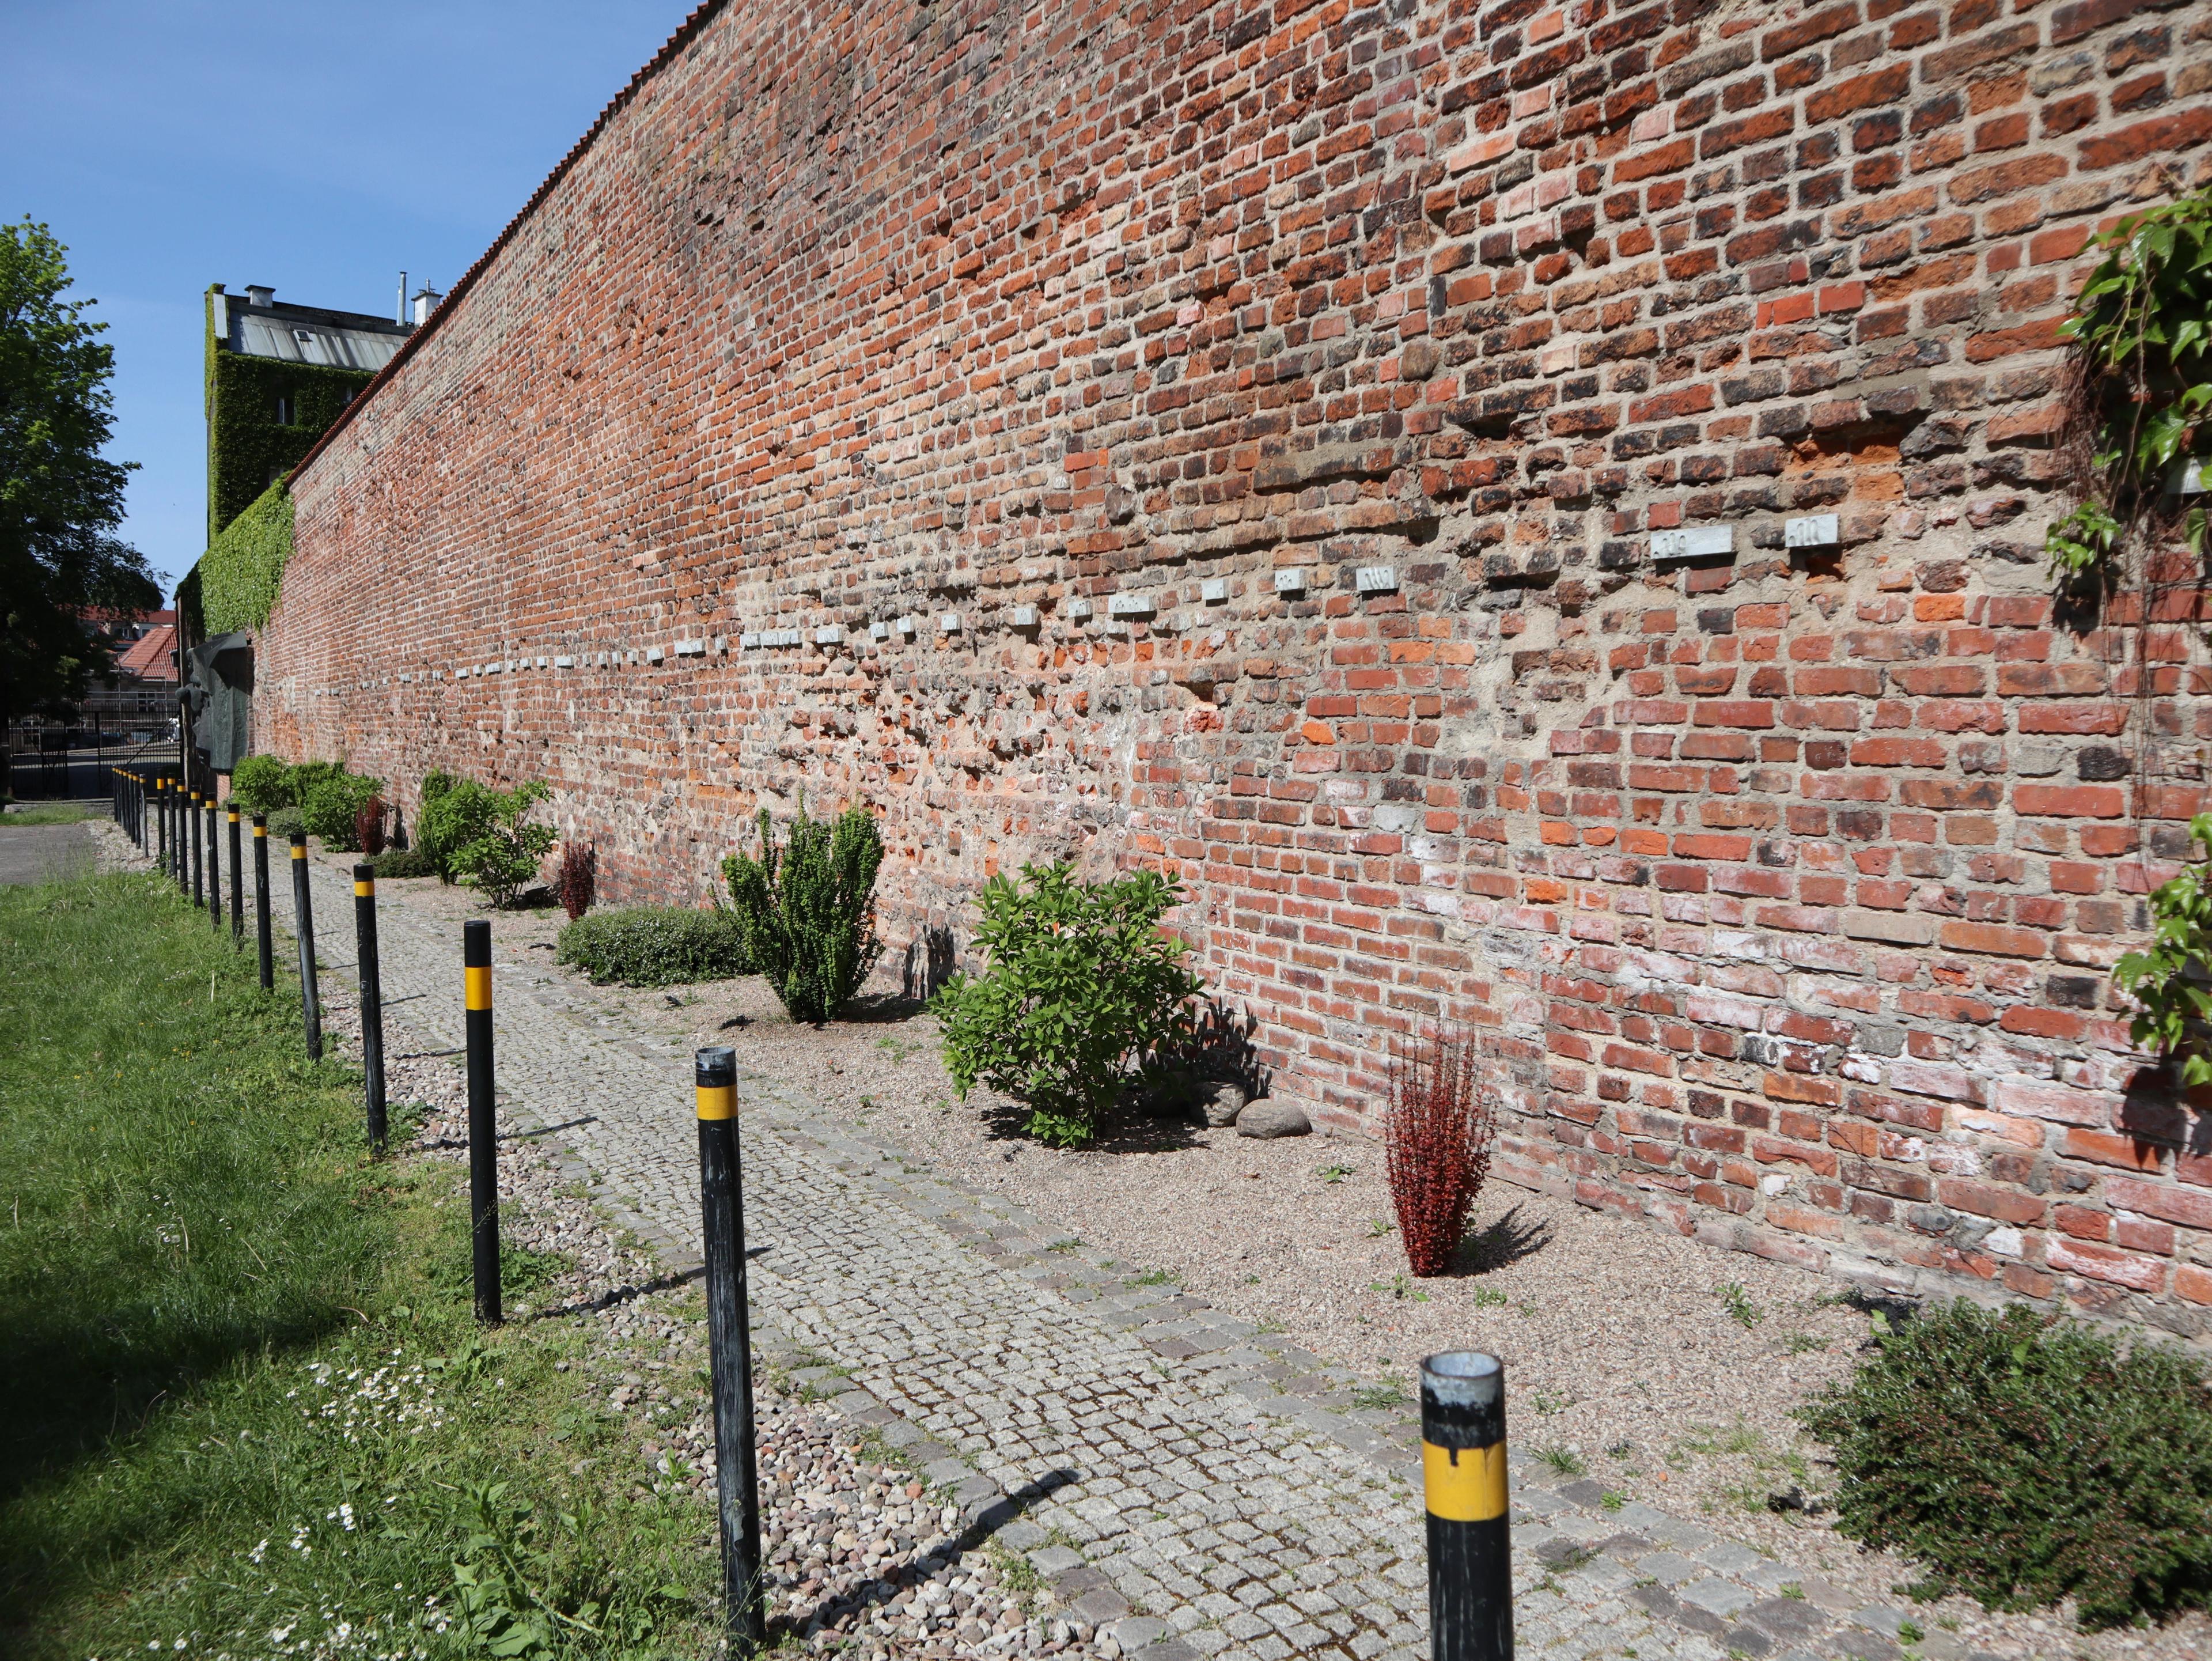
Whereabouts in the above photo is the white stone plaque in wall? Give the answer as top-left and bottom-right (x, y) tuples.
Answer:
(938, 612), (962, 633)
(1066, 597), (1093, 619)
(815, 625), (844, 645)
(1355, 565), (1398, 594)
(740, 632), (760, 649)
(675, 638), (706, 656)
(646, 645), (666, 663)
(555, 655), (574, 668)
(1274, 569), (1307, 594)
(896, 614), (918, 635)
(1650, 525), (1733, 560)
(1201, 578), (1228, 602)
(1011, 604), (1039, 627)
(1107, 592), (1154, 616)
(1785, 514), (1839, 548)
(870, 620), (889, 640)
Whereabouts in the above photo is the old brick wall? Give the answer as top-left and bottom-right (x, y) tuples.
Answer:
(260, 0), (2212, 1336)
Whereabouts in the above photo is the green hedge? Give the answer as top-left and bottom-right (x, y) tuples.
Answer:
(1801, 1300), (2212, 1628)
(199, 484), (294, 635)
(555, 908), (751, 987)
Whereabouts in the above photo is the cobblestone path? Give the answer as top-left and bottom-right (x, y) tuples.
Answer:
(297, 857), (1933, 1661)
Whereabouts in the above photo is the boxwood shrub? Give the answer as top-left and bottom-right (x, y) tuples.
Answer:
(1798, 1299), (2212, 1629)
(555, 907), (751, 987)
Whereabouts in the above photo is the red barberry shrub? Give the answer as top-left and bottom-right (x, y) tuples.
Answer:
(1384, 1024), (1496, 1276)
(558, 840), (596, 921)
(355, 794), (387, 856)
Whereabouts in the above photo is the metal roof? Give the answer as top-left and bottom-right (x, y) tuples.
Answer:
(213, 289), (412, 373)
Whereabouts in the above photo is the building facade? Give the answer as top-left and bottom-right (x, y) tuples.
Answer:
(255, 0), (2212, 1337)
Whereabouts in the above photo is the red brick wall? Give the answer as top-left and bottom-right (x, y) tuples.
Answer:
(260, 0), (2212, 1337)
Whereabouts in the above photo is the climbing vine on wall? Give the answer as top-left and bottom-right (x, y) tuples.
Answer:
(2044, 188), (2212, 581)
(2068, 187), (2212, 1081)
(198, 483), (294, 635)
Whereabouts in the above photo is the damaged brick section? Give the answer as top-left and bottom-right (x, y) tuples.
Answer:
(257, 0), (2212, 1338)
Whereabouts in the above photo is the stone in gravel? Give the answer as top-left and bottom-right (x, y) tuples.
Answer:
(1235, 1100), (1309, 1138)
(1197, 1081), (1247, 1127)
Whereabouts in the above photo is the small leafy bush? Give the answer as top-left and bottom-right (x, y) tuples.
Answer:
(453, 781), (555, 909)
(721, 799), (884, 1024)
(931, 862), (1201, 1147)
(2115, 811), (2212, 1084)
(301, 770), (382, 851)
(1799, 1300), (2212, 1629)
(416, 775), (498, 883)
(226, 754), (291, 815)
(1385, 1023), (1497, 1276)
(265, 805), (304, 840)
(555, 907), (750, 987)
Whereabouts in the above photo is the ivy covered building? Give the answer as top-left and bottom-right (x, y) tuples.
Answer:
(203, 284), (413, 539)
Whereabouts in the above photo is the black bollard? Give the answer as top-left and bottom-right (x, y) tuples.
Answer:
(354, 864), (388, 1153)
(157, 780), (169, 878)
(228, 806), (244, 945)
(464, 920), (501, 1324)
(253, 815), (274, 990)
(207, 796), (222, 930)
(288, 830), (323, 1061)
(1422, 1352), (1514, 1661)
(190, 790), (204, 906)
(695, 1046), (766, 1654)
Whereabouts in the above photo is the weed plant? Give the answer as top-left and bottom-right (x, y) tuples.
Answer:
(0, 873), (715, 1656)
(1383, 1023), (1496, 1276)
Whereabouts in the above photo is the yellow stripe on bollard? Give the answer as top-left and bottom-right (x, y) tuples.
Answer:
(354, 878), (374, 897)
(1422, 1439), (1509, 1523)
(465, 966), (492, 1010)
(696, 1083), (737, 1121)
(290, 841), (305, 859)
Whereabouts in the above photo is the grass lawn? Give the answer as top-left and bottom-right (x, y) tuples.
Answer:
(0, 872), (718, 1658)
(1, 801), (98, 825)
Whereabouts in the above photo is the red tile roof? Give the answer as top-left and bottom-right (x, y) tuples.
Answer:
(116, 624), (177, 682)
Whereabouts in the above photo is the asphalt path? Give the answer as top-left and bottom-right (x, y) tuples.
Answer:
(0, 821), (96, 885)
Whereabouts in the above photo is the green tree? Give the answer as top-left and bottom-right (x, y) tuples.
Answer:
(1, 220), (159, 787)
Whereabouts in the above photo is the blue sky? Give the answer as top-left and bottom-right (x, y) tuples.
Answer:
(1, 0), (699, 599)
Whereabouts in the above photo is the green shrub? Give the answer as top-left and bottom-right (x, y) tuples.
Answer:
(931, 862), (1201, 1147)
(1798, 1300), (2212, 1629)
(226, 754), (291, 815)
(416, 777), (497, 883)
(555, 907), (751, 987)
(366, 846), (438, 880)
(453, 781), (555, 909)
(285, 760), (342, 804)
(300, 770), (382, 851)
(265, 805), (304, 840)
(721, 799), (883, 1024)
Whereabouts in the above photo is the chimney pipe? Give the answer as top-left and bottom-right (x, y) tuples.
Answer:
(397, 271), (407, 326)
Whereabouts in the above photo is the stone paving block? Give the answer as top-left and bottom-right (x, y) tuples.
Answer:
(1632, 1549), (1705, 1587)
(1678, 1577), (1758, 1618)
